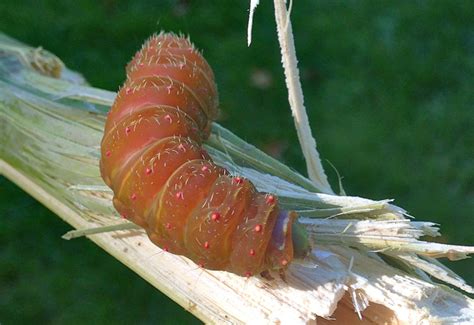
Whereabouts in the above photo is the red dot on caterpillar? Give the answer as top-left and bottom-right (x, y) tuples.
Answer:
(201, 165), (209, 172)
(265, 195), (275, 204)
(203, 241), (210, 249)
(163, 246), (169, 252)
(125, 126), (131, 134)
(254, 224), (263, 233)
(233, 176), (244, 185)
(281, 259), (289, 266)
(245, 271), (252, 278)
(210, 212), (220, 221)
(145, 167), (152, 175)
(175, 191), (184, 199)
(249, 249), (256, 256)
(125, 87), (132, 95)
(105, 150), (111, 157)
(164, 114), (172, 123)
(130, 193), (137, 201)
(165, 222), (172, 230)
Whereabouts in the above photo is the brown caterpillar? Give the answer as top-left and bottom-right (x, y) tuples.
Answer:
(100, 32), (296, 277)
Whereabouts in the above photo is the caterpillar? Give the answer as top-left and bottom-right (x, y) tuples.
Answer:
(100, 32), (296, 277)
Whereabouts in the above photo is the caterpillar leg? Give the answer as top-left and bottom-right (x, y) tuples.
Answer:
(260, 270), (274, 281)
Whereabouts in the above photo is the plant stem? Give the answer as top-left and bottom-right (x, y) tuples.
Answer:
(273, 0), (334, 194)
(62, 222), (141, 240)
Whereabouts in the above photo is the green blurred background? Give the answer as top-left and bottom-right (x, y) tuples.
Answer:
(1, 0), (473, 323)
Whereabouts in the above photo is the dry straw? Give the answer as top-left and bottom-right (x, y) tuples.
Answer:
(1, 1), (473, 322)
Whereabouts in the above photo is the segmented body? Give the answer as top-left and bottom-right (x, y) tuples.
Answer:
(100, 32), (295, 276)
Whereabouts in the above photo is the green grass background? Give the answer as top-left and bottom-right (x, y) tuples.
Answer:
(1, 0), (473, 323)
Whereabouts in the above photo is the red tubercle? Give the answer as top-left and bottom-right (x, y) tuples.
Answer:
(164, 114), (172, 123)
(125, 87), (132, 95)
(281, 259), (288, 266)
(191, 124), (200, 135)
(249, 249), (256, 256)
(203, 241), (210, 249)
(211, 212), (220, 221)
(145, 167), (152, 175)
(245, 271), (252, 278)
(254, 224), (263, 233)
(125, 126), (131, 134)
(165, 222), (172, 230)
(105, 150), (111, 157)
(265, 195), (275, 205)
(201, 165), (209, 172)
(233, 177), (243, 185)
(175, 191), (184, 199)
(120, 214), (128, 219)
(130, 193), (137, 201)
(163, 246), (169, 252)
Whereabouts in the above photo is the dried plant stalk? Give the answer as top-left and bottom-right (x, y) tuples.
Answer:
(272, 0), (334, 194)
(1, 32), (474, 324)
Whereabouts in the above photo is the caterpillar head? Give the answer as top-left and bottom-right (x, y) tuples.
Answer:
(266, 210), (298, 271)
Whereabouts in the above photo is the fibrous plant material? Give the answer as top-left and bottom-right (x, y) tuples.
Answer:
(272, 0), (333, 193)
(1, 30), (474, 323)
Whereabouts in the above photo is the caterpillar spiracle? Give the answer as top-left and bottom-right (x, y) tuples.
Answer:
(100, 32), (298, 277)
